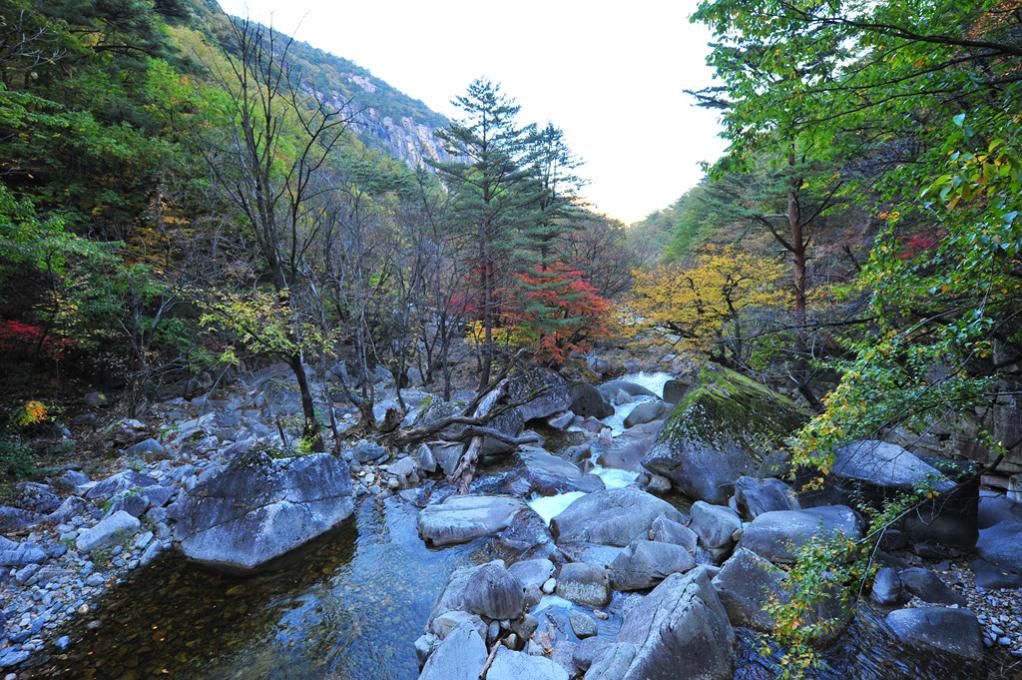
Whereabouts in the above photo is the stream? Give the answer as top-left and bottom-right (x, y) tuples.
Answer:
(19, 373), (1000, 679)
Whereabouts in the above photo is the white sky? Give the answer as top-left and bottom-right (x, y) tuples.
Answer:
(216, 0), (725, 224)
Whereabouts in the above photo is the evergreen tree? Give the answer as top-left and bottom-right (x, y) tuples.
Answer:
(430, 78), (535, 390)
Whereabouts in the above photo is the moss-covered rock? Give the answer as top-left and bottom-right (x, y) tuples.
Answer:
(642, 364), (808, 504)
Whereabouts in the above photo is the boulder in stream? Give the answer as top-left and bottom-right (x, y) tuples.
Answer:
(430, 559), (525, 622)
(417, 622), (487, 680)
(737, 505), (862, 564)
(418, 494), (526, 547)
(169, 451), (354, 572)
(642, 364), (806, 504)
(884, 607), (982, 660)
(551, 487), (687, 547)
(584, 568), (734, 680)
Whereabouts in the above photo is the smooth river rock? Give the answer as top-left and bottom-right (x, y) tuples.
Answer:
(169, 451), (353, 572)
(551, 488), (687, 547)
(418, 494), (526, 547)
(737, 505), (862, 564)
(884, 607), (982, 660)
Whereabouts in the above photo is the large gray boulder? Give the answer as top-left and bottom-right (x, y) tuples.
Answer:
(899, 567), (966, 606)
(418, 622), (487, 680)
(884, 607), (982, 660)
(76, 511), (140, 553)
(418, 495), (526, 547)
(711, 548), (785, 631)
(737, 505), (862, 564)
(552, 488), (687, 547)
(642, 364), (806, 504)
(648, 514), (698, 553)
(832, 440), (953, 490)
(169, 451), (353, 572)
(430, 560), (525, 622)
(487, 647), (569, 680)
(585, 568), (734, 680)
(610, 540), (696, 591)
(485, 367), (572, 453)
(819, 440), (977, 550)
(978, 492), (1022, 529)
(594, 420), (660, 471)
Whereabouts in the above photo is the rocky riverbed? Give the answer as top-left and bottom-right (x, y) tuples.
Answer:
(2, 359), (1022, 679)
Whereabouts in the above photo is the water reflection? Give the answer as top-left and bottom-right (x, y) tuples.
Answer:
(25, 498), (483, 680)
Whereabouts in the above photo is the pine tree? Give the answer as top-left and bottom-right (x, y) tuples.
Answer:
(430, 78), (535, 390)
(512, 122), (587, 343)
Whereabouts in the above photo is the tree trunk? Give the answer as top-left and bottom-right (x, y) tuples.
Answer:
(787, 152), (821, 411)
(288, 353), (324, 450)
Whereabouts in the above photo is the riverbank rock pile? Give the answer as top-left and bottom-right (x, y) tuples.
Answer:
(413, 363), (1016, 678)
(4, 358), (1019, 675)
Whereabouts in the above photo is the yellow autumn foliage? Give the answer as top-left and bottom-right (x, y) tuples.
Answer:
(629, 245), (789, 361)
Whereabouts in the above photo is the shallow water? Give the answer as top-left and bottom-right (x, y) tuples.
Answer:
(23, 498), (486, 680)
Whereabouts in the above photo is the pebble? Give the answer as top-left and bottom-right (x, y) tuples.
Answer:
(541, 578), (556, 594)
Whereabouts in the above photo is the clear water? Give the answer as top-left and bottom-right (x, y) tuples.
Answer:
(23, 498), (487, 680)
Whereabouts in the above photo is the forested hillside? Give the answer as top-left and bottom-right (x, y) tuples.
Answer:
(2, 1), (1022, 678)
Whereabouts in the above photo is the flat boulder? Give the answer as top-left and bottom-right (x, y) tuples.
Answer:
(169, 451), (353, 572)
(884, 607), (982, 660)
(76, 510), (140, 553)
(598, 380), (658, 402)
(823, 440), (976, 550)
(586, 568), (734, 680)
(642, 364), (806, 504)
(85, 470), (160, 503)
(520, 447), (602, 495)
(551, 488), (687, 547)
(737, 505), (861, 564)
(418, 495), (526, 547)
(610, 540), (696, 591)
(624, 400), (669, 429)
